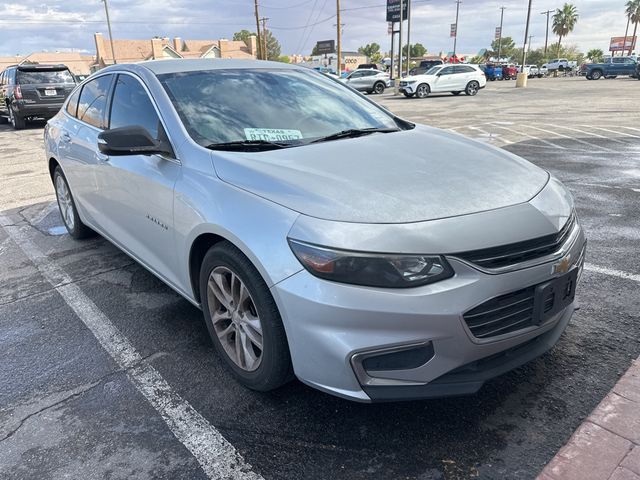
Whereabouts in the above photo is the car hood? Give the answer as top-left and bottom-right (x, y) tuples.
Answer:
(211, 125), (549, 224)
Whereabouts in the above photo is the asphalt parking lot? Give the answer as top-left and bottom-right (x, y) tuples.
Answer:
(1, 76), (639, 480)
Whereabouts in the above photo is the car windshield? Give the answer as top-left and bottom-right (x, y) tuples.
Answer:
(17, 69), (74, 84)
(159, 68), (400, 147)
(425, 66), (442, 75)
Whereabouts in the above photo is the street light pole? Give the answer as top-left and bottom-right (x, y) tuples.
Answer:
(336, 0), (342, 76)
(497, 6), (505, 62)
(452, 0), (461, 58)
(398, 0), (404, 78)
(521, 0), (533, 68)
(101, 0), (117, 65)
(405, 0), (411, 76)
(541, 10), (552, 60)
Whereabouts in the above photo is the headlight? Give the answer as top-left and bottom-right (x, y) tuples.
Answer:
(288, 239), (454, 288)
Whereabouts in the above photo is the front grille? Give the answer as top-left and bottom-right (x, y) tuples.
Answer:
(454, 213), (576, 270)
(399, 81), (408, 86)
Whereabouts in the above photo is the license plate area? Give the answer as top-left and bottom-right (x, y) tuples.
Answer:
(533, 268), (578, 324)
(44, 89), (57, 96)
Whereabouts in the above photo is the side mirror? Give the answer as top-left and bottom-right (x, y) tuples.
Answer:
(97, 126), (173, 157)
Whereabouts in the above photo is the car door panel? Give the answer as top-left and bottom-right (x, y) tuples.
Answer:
(92, 73), (180, 285)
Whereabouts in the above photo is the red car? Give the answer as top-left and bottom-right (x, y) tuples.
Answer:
(502, 64), (518, 80)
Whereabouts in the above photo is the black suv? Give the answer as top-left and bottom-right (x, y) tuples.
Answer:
(409, 59), (445, 76)
(0, 64), (76, 129)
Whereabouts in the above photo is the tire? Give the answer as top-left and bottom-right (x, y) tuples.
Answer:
(586, 75), (592, 80)
(53, 167), (94, 239)
(199, 242), (293, 391)
(465, 81), (480, 96)
(590, 70), (603, 80)
(373, 81), (385, 94)
(403, 92), (415, 98)
(490, 77), (496, 81)
(415, 83), (430, 98)
(9, 105), (25, 130)
(452, 91), (462, 96)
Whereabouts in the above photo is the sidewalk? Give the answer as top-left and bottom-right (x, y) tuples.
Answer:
(538, 358), (640, 480)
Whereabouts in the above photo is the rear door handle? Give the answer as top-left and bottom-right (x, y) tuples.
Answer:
(61, 132), (71, 143)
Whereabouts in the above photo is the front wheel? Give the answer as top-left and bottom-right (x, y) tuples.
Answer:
(53, 167), (94, 239)
(373, 82), (385, 94)
(465, 81), (480, 96)
(590, 70), (603, 80)
(415, 83), (430, 98)
(199, 242), (293, 391)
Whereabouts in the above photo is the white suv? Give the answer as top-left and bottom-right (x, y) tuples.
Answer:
(399, 64), (486, 98)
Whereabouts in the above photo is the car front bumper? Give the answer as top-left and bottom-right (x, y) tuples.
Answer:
(271, 228), (586, 402)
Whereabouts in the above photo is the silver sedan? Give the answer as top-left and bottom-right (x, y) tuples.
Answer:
(44, 59), (586, 402)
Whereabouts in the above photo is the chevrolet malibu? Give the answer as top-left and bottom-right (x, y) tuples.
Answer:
(44, 59), (586, 402)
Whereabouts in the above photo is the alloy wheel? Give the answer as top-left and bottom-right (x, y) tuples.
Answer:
(466, 82), (479, 96)
(55, 174), (75, 231)
(207, 266), (263, 372)
(416, 84), (429, 98)
(374, 82), (384, 94)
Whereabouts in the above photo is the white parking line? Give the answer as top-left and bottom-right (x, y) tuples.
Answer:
(467, 126), (513, 144)
(30, 201), (58, 225)
(0, 216), (262, 480)
(526, 125), (615, 152)
(584, 263), (640, 283)
(546, 124), (628, 145)
(582, 126), (640, 140)
(490, 124), (567, 149)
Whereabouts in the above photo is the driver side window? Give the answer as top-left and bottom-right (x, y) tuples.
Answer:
(108, 74), (161, 140)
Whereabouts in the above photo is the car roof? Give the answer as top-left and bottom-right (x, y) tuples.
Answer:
(133, 58), (301, 75)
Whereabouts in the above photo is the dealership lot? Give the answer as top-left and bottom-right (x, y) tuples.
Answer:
(1, 77), (639, 479)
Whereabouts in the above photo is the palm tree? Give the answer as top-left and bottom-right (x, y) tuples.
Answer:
(587, 48), (604, 62)
(626, 0), (640, 55)
(552, 4), (579, 59)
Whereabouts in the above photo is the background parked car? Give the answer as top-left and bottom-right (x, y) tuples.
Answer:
(480, 63), (503, 81)
(341, 69), (390, 94)
(357, 63), (383, 71)
(502, 64), (518, 80)
(585, 56), (638, 80)
(399, 64), (486, 98)
(409, 59), (445, 76)
(0, 64), (76, 130)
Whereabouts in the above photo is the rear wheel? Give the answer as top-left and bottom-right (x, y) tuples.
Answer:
(9, 106), (25, 130)
(465, 81), (480, 96)
(373, 81), (385, 94)
(415, 83), (430, 98)
(53, 167), (94, 239)
(199, 242), (293, 391)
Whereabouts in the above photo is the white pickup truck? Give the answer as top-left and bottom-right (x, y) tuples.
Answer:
(544, 58), (578, 71)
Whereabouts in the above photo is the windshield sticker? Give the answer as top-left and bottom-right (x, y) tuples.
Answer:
(244, 128), (303, 141)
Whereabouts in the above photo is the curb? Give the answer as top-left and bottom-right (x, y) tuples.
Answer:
(538, 358), (640, 480)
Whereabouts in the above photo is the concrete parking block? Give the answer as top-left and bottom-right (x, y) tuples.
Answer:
(589, 392), (640, 444)
(541, 421), (632, 480)
(609, 467), (640, 480)
(613, 361), (640, 403)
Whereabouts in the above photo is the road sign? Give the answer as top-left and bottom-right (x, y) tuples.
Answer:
(315, 40), (335, 55)
(386, 0), (408, 22)
(450, 23), (457, 38)
(495, 27), (501, 40)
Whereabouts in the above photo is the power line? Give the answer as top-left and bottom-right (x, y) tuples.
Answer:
(295, 0), (320, 53)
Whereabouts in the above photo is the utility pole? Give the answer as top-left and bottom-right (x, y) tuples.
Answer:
(521, 0), (533, 68)
(541, 10), (552, 60)
(405, 0), (411, 76)
(497, 6), (505, 63)
(452, 0), (461, 58)
(260, 17), (269, 60)
(101, 0), (117, 64)
(336, 0), (342, 76)
(398, 0), (404, 78)
(254, 0), (262, 59)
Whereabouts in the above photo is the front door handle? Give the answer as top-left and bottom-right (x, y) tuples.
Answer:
(61, 132), (71, 143)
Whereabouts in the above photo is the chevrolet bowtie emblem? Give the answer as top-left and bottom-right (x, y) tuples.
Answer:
(553, 254), (572, 274)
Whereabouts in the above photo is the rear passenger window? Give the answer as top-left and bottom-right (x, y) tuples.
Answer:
(77, 75), (113, 129)
(109, 74), (160, 140)
(66, 89), (80, 117)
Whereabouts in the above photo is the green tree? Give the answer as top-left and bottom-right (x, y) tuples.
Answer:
(490, 36), (516, 60)
(586, 48), (604, 62)
(232, 29), (280, 60)
(277, 55), (290, 63)
(626, 0), (640, 55)
(358, 43), (381, 62)
(552, 4), (579, 58)
(402, 43), (427, 58)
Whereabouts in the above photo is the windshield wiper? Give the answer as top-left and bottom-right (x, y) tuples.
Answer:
(309, 127), (401, 144)
(205, 140), (297, 151)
